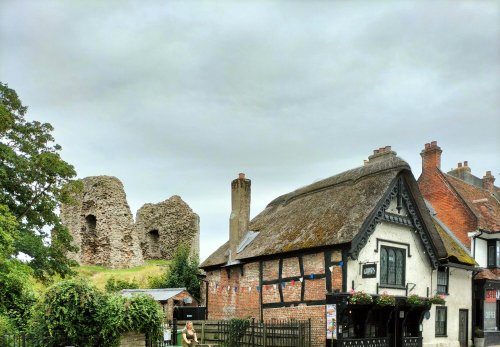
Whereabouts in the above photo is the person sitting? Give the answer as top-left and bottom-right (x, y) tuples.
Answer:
(182, 321), (199, 346)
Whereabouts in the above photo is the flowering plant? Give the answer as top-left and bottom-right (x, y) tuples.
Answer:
(429, 294), (446, 305)
(349, 290), (373, 305)
(375, 292), (396, 306)
(406, 294), (427, 306)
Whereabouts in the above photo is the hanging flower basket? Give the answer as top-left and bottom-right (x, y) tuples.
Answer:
(349, 291), (373, 305)
(406, 294), (428, 306)
(429, 294), (446, 305)
(375, 292), (396, 306)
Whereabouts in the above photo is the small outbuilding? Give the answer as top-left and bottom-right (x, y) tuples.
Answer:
(120, 288), (199, 321)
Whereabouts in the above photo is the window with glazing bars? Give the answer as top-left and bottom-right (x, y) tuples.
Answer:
(435, 306), (447, 336)
(380, 246), (405, 287)
(437, 267), (448, 294)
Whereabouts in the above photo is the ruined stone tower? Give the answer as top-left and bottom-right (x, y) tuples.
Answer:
(61, 176), (144, 268)
(135, 195), (200, 260)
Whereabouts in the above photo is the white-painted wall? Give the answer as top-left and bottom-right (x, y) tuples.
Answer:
(421, 268), (473, 347)
(475, 238), (488, 268)
(346, 198), (473, 347)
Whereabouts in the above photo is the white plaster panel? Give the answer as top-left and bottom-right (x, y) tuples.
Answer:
(347, 221), (432, 297)
(475, 238), (488, 268)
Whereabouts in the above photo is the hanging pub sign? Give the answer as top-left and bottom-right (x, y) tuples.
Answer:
(362, 263), (377, 278)
(486, 289), (496, 303)
(326, 304), (337, 340)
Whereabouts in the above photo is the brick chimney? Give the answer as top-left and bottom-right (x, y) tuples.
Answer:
(367, 146), (397, 164)
(229, 173), (251, 261)
(420, 141), (442, 173)
(483, 171), (495, 193)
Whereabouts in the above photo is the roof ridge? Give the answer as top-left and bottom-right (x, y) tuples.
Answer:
(269, 157), (410, 207)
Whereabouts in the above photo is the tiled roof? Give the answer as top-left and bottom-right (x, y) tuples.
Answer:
(443, 174), (500, 232)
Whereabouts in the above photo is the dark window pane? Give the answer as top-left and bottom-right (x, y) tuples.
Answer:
(435, 307), (447, 336)
(488, 245), (495, 267)
(437, 267), (448, 294)
(396, 249), (404, 285)
(388, 249), (396, 285)
(381, 248), (388, 284)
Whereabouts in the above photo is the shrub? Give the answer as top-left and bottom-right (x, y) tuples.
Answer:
(225, 318), (251, 347)
(28, 279), (106, 347)
(29, 279), (164, 347)
(349, 291), (373, 305)
(105, 277), (140, 293)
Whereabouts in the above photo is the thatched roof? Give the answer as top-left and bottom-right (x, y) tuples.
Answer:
(201, 155), (447, 268)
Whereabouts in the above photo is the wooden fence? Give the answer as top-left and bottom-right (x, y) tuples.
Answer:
(173, 319), (311, 347)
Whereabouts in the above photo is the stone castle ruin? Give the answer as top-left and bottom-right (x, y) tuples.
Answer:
(61, 176), (200, 268)
(136, 196), (200, 260)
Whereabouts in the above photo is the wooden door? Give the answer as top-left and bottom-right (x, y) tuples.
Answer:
(458, 309), (468, 347)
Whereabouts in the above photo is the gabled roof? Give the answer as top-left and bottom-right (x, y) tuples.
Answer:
(201, 156), (447, 268)
(428, 207), (476, 266)
(442, 173), (500, 232)
(120, 288), (188, 302)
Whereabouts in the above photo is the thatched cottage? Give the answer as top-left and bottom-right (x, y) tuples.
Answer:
(200, 147), (475, 347)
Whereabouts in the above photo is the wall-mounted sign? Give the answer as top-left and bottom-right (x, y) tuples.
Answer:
(362, 264), (377, 278)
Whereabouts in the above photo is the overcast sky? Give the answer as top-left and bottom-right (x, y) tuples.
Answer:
(1, 1), (499, 261)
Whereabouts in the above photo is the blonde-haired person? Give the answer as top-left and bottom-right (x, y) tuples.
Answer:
(182, 321), (198, 346)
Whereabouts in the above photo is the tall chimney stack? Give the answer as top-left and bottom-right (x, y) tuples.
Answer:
(229, 173), (251, 261)
(420, 141), (442, 173)
(483, 171), (495, 193)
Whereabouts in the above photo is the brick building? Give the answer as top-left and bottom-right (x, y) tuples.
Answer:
(418, 141), (500, 345)
(201, 147), (474, 347)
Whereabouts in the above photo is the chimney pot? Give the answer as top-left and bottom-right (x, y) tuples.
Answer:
(458, 162), (462, 168)
(486, 171), (492, 177)
(385, 146), (391, 151)
(425, 143), (431, 149)
(431, 141), (437, 147)
(238, 173), (245, 179)
(464, 161), (468, 167)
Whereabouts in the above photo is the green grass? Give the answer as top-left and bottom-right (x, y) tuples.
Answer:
(73, 259), (170, 290)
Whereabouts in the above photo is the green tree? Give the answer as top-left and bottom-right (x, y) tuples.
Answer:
(0, 82), (81, 281)
(150, 244), (201, 300)
(0, 204), (35, 332)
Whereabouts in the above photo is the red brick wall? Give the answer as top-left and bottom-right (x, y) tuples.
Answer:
(205, 249), (343, 346)
(418, 167), (477, 248)
(264, 305), (326, 347)
(205, 262), (261, 320)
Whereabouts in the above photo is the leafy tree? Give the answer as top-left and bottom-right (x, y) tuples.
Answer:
(150, 244), (201, 300)
(0, 204), (35, 332)
(0, 82), (81, 281)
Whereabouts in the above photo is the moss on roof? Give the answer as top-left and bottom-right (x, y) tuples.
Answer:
(433, 220), (476, 266)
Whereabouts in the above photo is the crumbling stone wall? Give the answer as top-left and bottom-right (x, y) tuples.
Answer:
(135, 195), (200, 260)
(61, 176), (144, 268)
